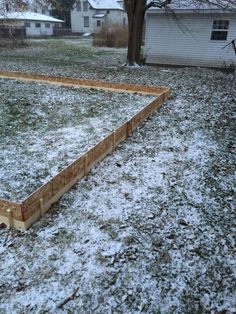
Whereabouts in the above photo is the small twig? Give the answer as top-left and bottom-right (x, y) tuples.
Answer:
(2, 228), (12, 247)
(57, 286), (80, 309)
(222, 39), (236, 55)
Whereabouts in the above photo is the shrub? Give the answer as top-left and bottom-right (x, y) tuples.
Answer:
(93, 24), (128, 48)
(0, 38), (28, 49)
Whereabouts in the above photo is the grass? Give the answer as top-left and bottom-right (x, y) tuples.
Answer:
(0, 78), (155, 200)
(0, 38), (235, 313)
(0, 39), (113, 67)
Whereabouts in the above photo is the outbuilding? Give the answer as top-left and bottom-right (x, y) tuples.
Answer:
(144, 3), (236, 68)
(0, 12), (63, 37)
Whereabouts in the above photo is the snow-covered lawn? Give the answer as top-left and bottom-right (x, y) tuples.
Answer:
(0, 39), (235, 313)
(0, 78), (154, 201)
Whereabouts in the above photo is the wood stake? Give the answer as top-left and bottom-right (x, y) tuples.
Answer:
(6, 208), (14, 228)
(40, 198), (44, 217)
(85, 154), (88, 174)
(128, 121), (134, 136)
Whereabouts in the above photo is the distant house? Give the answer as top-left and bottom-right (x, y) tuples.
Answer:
(71, 0), (127, 34)
(27, 0), (52, 16)
(0, 12), (63, 36)
(144, 2), (236, 68)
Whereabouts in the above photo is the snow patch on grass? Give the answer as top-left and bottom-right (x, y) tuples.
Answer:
(0, 39), (235, 314)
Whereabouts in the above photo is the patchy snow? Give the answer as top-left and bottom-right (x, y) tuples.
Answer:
(0, 39), (235, 313)
(0, 79), (155, 201)
(88, 0), (123, 10)
(0, 11), (63, 22)
(147, 0), (236, 10)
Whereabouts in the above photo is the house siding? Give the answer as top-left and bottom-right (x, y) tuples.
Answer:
(144, 12), (236, 68)
(9, 20), (60, 36)
(71, 6), (95, 33)
(25, 21), (55, 36)
(71, 7), (127, 33)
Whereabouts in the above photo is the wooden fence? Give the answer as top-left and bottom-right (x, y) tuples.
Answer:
(0, 26), (26, 38)
(0, 72), (170, 230)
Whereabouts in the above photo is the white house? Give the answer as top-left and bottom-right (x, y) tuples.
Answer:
(144, 2), (236, 68)
(71, 0), (127, 34)
(27, 0), (51, 16)
(0, 12), (63, 36)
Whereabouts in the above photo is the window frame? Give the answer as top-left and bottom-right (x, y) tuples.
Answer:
(35, 22), (41, 28)
(76, 1), (81, 11)
(84, 16), (89, 27)
(83, 1), (88, 11)
(24, 22), (31, 28)
(210, 19), (230, 41)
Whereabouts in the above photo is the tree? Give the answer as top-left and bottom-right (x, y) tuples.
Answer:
(45, 0), (76, 27)
(0, 0), (28, 47)
(124, 0), (171, 66)
(0, 0), (28, 14)
(124, 0), (236, 66)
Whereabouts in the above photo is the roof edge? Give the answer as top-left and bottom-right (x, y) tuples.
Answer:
(147, 8), (236, 14)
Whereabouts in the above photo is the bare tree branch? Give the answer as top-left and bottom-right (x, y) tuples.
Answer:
(145, 0), (172, 10)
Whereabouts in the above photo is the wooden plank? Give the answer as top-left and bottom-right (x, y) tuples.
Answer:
(0, 74), (170, 230)
(0, 198), (23, 220)
(0, 71), (169, 96)
(87, 134), (113, 171)
(22, 181), (53, 208)
(22, 181), (53, 220)
(52, 172), (65, 196)
(21, 199), (41, 221)
(114, 123), (128, 146)
(71, 155), (86, 180)
(64, 162), (76, 186)
(21, 156), (86, 221)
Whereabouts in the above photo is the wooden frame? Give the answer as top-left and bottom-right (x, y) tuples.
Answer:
(0, 71), (170, 230)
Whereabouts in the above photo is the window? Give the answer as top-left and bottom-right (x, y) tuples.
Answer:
(34, 9), (38, 13)
(107, 10), (110, 14)
(76, 1), (81, 11)
(45, 23), (50, 28)
(24, 22), (31, 28)
(97, 20), (101, 27)
(84, 16), (89, 27)
(211, 20), (229, 41)
(83, 1), (88, 11)
(35, 22), (41, 28)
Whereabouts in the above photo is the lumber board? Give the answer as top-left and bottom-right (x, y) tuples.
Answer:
(0, 71), (169, 96)
(0, 74), (170, 230)
(0, 199), (23, 228)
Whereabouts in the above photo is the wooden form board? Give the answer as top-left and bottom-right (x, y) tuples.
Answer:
(0, 71), (166, 96)
(0, 71), (170, 230)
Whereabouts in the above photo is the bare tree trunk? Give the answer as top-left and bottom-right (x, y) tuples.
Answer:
(125, 0), (146, 66)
